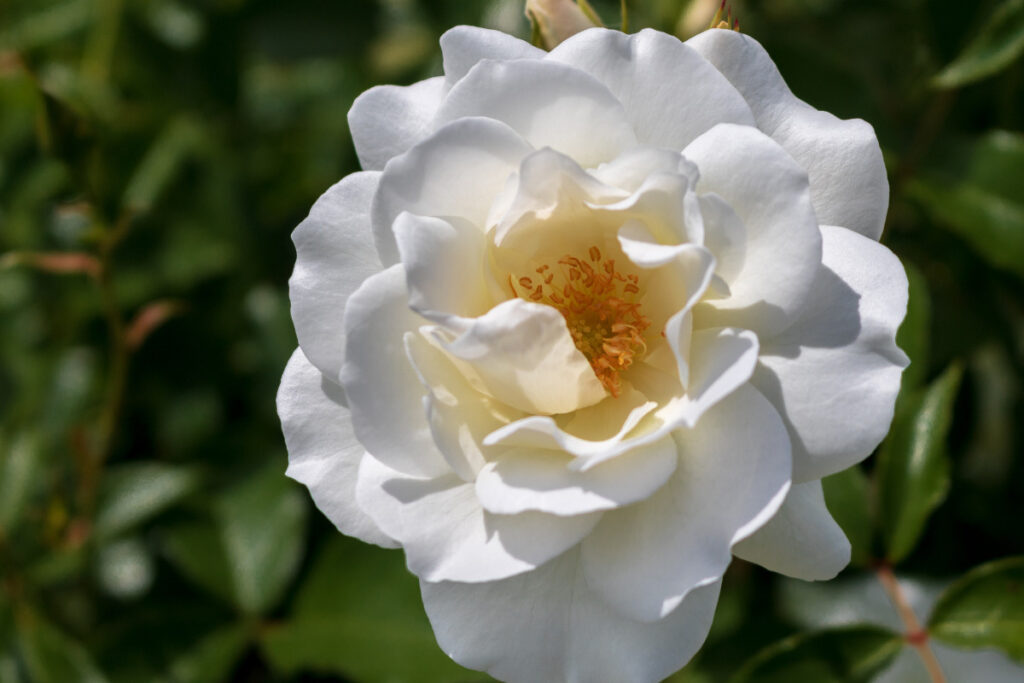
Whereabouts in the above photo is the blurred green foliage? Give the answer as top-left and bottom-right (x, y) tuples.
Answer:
(0, 0), (1022, 681)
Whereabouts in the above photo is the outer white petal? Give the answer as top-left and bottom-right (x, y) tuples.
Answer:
(580, 384), (791, 622)
(278, 349), (395, 548)
(421, 548), (721, 683)
(474, 434), (678, 516)
(356, 455), (599, 583)
(289, 171), (381, 383)
(686, 29), (888, 240)
(440, 26), (544, 84)
(348, 77), (447, 172)
(340, 265), (450, 478)
(372, 116), (533, 265)
(685, 123), (821, 337)
(752, 225), (908, 482)
(434, 58), (637, 169)
(438, 299), (607, 415)
(732, 480), (851, 580)
(548, 28), (755, 151)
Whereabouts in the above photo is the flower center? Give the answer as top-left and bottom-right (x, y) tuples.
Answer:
(510, 246), (650, 398)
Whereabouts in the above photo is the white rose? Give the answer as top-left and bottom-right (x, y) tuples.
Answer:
(278, 25), (908, 683)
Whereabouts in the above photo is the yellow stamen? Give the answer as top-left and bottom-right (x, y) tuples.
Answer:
(510, 246), (650, 397)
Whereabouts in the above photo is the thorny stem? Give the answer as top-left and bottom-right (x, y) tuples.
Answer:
(875, 563), (947, 683)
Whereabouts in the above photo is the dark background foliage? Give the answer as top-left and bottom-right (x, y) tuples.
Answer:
(0, 0), (1021, 681)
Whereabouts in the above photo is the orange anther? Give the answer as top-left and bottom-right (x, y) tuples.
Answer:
(509, 245), (650, 397)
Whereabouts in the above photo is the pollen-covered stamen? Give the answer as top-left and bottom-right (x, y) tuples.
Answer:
(510, 246), (650, 398)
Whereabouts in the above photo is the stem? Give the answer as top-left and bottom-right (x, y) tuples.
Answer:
(875, 563), (947, 683)
(74, 212), (132, 521)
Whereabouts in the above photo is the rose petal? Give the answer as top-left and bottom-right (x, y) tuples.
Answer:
(434, 58), (637, 169)
(548, 28), (755, 151)
(482, 325), (759, 470)
(440, 26), (544, 84)
(617, 221), (710, 269)
(475, 433), (678, 516)
(630, 326), (760, 439)
(372, 116), (534, 265)
(493, 147), (626, 248)
(404, 331), (524, 482)
(356, 454), (600, 583)
(591, 146), (694, 193)
(699, 192), (746, 288)
(421, 547), (721, 683)
(684, 123), (822, 337)
(340, 265), (450, 478)
(603, 170), (702, 245)
(290, 171), (381, 383)
(752, 224), (909, 482)
(438, 298), (607, 415)
(348, 77), (447, 172)
(393, 212), (491, 324)
(732, 480), (850, 580)
(580, 384), (791, 622)
(278, 349), (396, 548)
(686, 29), (888, 240)
(482, 388), (659, 461)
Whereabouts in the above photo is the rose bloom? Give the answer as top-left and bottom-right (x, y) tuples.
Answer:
(278, 25), (908, 683)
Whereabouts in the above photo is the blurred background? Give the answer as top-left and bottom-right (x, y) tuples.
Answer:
(0, 0), (1021, 681)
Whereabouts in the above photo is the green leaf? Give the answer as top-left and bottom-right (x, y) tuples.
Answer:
(929, 556), (1024, 663)
(93, 462), (203, 541)
(14, 608), (109, 683)
(933, 0), (1024, 88)
(730, 626), (903, 683)
(967, 130), (1024, 203)
(908, 177), (1024, 281)
(822, 466), (873, 567)
(0, 0), (93, 52)
(121, 117), (202, 212)
(0, 430), (43, 535)
(161, 518), (235, 607)
(261, 616), (471, 683)
(162, 465), (306, 615)
(908, 131), (1024, 281)
(165, 624), (249, 683)
(877, 364), (964, 564)
(216, 465), (306, 614)
(895, 264), (931, 393)
(260, 536), (472, 682)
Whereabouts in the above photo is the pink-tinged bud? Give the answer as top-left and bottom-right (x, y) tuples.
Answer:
(525, 0), (602, 50)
